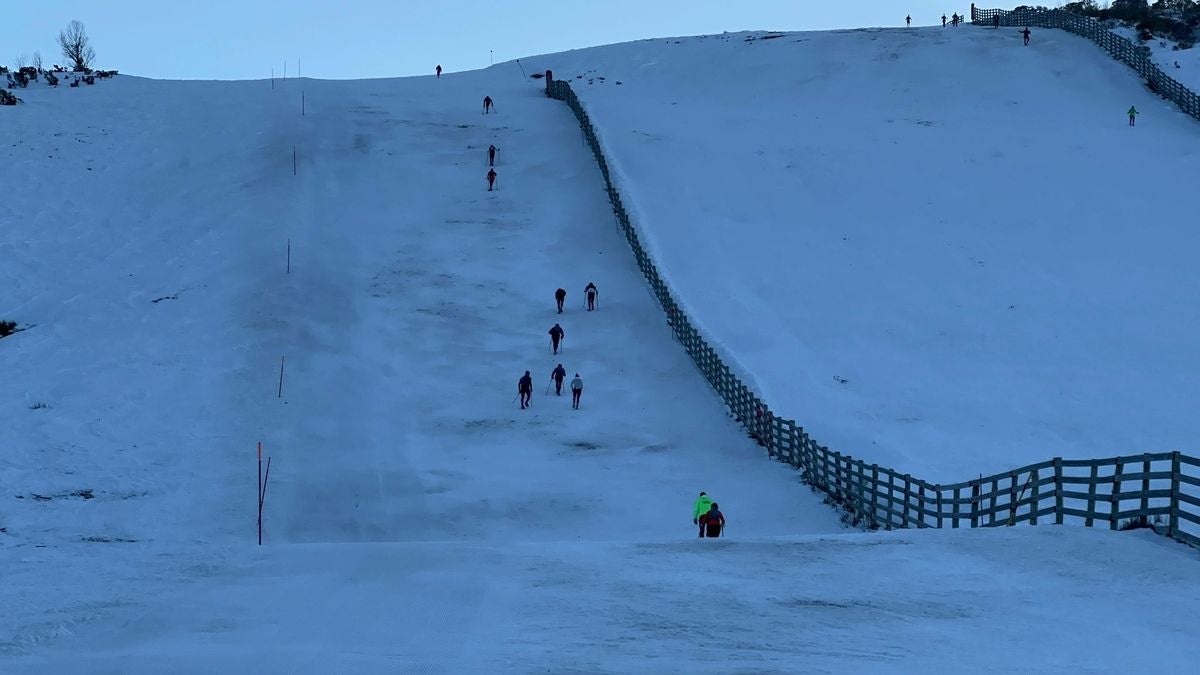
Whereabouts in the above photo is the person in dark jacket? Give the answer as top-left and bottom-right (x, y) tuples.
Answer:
(488, 144), (497, 167)
(698, 503), (725, 538)
(551, 364), (567, 395)
(584, 282), (598, 311)
(436, 64), (442, 78)
(549, 323), (564, 354)
(555, 288), (566, 313)
(1021, 27), (1031, 45)
(993, 15), (1001, 28)
(483, 95), (493, 113)
(518, 370), (533, 409)
(905, 15), (911, 26)
(942, 14), (947, 27)
(487, 168), (497, 191)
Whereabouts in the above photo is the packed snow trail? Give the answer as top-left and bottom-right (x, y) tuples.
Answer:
(2, 60), (842, 663)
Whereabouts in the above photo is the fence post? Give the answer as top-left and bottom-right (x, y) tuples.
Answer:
(871, 465), (880, 526)
(970, 479), (980, 528)
(1030, 467), (1040, 526)
(1086, 462), (1099, 527)
(902, 474), (911, 527)
(886, 471), (895, 530)
(1169, 451), (1181, 538)
(1110, 459), (1125, 530)
(989, 475), (1000, 526)
(1140, 453), (1151, 519)
(1054, 457), (1064, 525)
(935, 485), (943, 528)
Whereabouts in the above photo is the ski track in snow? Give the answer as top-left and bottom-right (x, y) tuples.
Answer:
(1, 26), (1199, 671)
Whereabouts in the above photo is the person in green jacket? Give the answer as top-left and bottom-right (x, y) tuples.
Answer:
(693, 491), (713, 530)
(1128, 106), (1139, 127)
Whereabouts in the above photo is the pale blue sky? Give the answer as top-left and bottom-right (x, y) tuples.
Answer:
(15, 1), (968, 79)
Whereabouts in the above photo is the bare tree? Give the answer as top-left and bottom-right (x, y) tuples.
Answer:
(15, 53), (27, 70)
(32, 51), (42, 71)
(58, 20), (95, 71)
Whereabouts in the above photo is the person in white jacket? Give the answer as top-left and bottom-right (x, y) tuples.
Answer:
(570, 374), (583, 409)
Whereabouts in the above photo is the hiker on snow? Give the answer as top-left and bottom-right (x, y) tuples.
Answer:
(584, 282), (598, 311)
(1021, 27), (1031, 46)
(570, 373), (583, 409)
(942, 14), (947, 27)
(693, 491), (713, 526)
(951, 13), (959, 26)
(699, 503), (725, 538)
(549, 323), (564, 354)
(905, 15), (911, 26)
(993, 15), (1001, 28)
(555, 288), (567, 313)
(488, 144), (498, 166)
(487, 168), (497, 191)
(1128, 105), (1139, 126)
(436, 64), (442, 78)
(551, 364), (567, 395)
(483, 95), (493, 113)
(518, 370), (533, 409)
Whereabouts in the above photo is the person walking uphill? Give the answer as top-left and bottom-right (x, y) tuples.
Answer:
(692, 491), (713, 530)
(549, 323), (564, 354)
(483, 95), (493, 114)
(488, 144), (497, 167)
(1128, 105), (1139, 126)
(905, 15), (911, 26)
(551, 364), (567, 395)
(555, 288), (567, 313)
(487, 168), (497, 191)
(1021, 27), (1031, 46)
(584, 282), (598, 311)
(518, 370), (533, 409)
(436, 64), (442, 78)
(570, 373), (583, 409)
(699, 503), (725, 538)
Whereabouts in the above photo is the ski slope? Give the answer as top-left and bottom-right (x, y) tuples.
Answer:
(2, 31), (1199, 671)
(525, 26), (1200, 482)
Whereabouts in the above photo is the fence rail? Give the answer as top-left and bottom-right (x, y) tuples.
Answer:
(544, 63), (1200, 549)
(971, 3), (1200, 121)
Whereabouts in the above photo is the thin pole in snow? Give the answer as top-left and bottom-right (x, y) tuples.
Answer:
(257, 442), (263, 545)
(293, 146), (297, 176)
(490, 50), (494, 66)
(298, 57), (301, 78)
(302, 91), (305, 116)
(271, 67), (274, 89)
(278, 356), (286, 398)
(287, 238), (291, 274)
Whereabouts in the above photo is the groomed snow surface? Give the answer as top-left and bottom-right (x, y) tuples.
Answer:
(526, 26), (1200, 485)
(2, 26), (1199, 672)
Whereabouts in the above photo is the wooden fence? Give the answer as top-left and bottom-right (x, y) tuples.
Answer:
(971, 3), (1200, 121)
(544, 74), (1200, 549)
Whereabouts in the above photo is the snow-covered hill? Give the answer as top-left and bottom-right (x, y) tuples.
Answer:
(525, 26), (1200, 482)
(2, 27), (1199, 671)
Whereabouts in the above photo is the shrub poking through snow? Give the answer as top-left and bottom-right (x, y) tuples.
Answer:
(0, 89), (19, 105)
(0, 320), (18, 337)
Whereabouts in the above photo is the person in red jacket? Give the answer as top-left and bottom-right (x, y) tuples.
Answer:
(698, 503), (725, 538)
(487, 168), (497, 191)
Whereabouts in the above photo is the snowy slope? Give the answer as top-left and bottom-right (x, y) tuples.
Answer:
(3, 34), (1199, 670)
(1110, 25), (1200, 91)
(525, 27), (1200, 482)
(1, 66), (844, 663)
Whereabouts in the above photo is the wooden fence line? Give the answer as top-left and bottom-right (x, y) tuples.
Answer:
(971, 4), (1200, 122)
(543, 70), (1200, 550)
